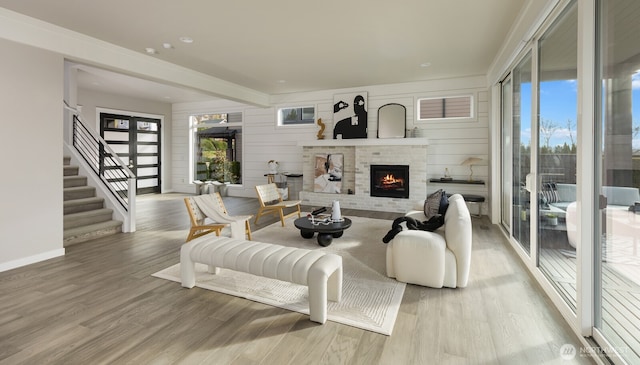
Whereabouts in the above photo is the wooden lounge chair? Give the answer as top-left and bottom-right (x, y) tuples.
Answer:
(254, 183), (302, 226)
(184, 192), (252, 242)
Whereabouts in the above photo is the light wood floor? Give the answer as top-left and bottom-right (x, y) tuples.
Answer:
(0, 193), (595, 365)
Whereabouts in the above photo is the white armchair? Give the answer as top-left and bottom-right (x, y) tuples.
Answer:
(386, 194), (472, 288)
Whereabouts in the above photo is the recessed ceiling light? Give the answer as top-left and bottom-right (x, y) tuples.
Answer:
(145, 47), (158, 55)
(420, 62), (431, 68)
(179, 36), (194, 44)
(277, 80), (286, 84)
(162, 43), (173, 49)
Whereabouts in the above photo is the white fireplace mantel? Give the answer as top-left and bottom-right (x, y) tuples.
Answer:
(299, 140), (429, 213)
(298, 138), (429, 147)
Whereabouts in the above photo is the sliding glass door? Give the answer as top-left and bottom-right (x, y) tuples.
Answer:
(536, 1), (578, 311)
(595, 0), (640, 362)
(499, 1), (640, 362)
(507, 52), (533, 255)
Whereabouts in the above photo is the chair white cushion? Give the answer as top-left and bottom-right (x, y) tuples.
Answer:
(566, 201), (578, 249)
(387, 230), (446, 288)
(444, 194), (472, 287)
(386, 193), (472, 288)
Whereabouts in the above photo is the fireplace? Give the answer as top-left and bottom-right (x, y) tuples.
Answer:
(370, 165), (409, 198)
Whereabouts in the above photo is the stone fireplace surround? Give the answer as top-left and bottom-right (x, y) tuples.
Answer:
(298, 139), (429, 213)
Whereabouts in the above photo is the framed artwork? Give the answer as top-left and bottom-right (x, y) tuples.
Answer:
(332, 91), (368, 139)
(314, 153), (343, 193)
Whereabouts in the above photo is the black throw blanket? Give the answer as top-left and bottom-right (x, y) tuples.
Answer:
(382, 215), (444, 243)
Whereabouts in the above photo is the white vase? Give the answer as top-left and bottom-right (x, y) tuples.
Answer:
(331, 200), (341, 221)
(268, 160), (279, 174)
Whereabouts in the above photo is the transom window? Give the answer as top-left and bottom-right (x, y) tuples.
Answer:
(278, 106), (315, 125)
(417, 95), (473, 120)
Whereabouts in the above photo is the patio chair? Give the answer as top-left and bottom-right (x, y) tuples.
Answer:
(254, 183), (302, 226)
(184, 192), (252, 242)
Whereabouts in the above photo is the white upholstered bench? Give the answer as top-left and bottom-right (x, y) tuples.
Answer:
(180, 235), (343, 324)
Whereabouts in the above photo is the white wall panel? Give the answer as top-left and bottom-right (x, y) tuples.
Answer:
(172, 77), (490, 210)
(0, 39), (64, 271)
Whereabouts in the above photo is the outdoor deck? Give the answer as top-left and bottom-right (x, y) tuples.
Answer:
(540, 246), (640, 363)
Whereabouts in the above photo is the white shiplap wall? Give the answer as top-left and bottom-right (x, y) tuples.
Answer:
(171, 76), (490, 214)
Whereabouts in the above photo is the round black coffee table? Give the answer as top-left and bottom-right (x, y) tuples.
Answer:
(293, 217), (352, 247)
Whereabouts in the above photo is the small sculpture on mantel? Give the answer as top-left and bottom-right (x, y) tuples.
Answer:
(316, 118), (326, 140)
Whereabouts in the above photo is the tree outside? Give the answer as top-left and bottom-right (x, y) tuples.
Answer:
(197, 137), (240, 183)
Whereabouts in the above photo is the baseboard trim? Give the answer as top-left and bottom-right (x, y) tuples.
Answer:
(0, 248), (66, 273)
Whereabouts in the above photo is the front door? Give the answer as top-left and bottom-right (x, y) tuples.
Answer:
(100, 112), (161, 194)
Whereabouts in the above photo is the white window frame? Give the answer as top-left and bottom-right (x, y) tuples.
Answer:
(276, 105), (316, 127)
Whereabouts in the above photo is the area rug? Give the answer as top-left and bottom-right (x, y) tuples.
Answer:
(152, 215), (405, 335)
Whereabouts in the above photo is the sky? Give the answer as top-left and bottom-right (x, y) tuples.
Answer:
(518, 72), (640, 150)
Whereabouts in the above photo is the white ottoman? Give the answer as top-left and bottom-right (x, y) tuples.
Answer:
(181, 236), (343, 324)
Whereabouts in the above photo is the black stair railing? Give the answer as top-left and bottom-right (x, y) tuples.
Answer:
(64, 102), (136, 211)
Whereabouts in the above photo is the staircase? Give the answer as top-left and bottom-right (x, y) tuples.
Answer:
(63, 156), (123, 246)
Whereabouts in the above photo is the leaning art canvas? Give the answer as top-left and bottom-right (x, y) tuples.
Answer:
(314, 153), (343, 193)
(332, 92), (368, 139)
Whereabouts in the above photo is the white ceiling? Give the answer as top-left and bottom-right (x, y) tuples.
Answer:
(74, 64), (217, 103)
(0, 0), (527, 103)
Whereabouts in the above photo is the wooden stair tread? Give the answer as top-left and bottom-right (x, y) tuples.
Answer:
(63, 220), (122, 238)
(64, 208), (113, 218)
(64, 196), (104, 206)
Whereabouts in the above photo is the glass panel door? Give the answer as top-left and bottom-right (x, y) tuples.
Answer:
(100, 113), (161, 195)
(536, 1), (578, 311)
(596, 0), (640, 362)
(135, 117), (161, 194)
(512, 52), (533, 254)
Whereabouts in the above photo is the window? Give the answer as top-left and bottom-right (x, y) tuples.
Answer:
(417, 95), (473, 120)
(509, 51), (533, 255)
(536, 0), (578, 314)
(596, 0), (640, 362)
(278, 106), (315, 125)
(190, 112), (243, 184)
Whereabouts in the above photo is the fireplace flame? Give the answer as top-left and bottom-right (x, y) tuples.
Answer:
(381, 174), (403, 186)
(371, 165), (409, 198)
